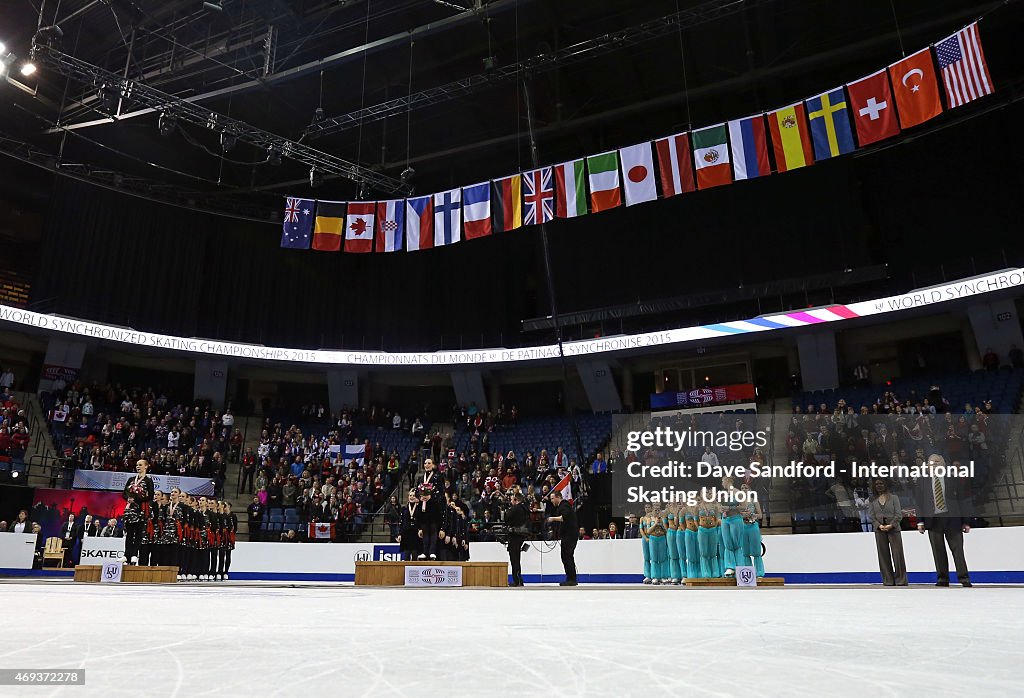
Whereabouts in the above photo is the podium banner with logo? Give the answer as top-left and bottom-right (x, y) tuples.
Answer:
(404, 566), (463, 587)
(72, 471), (215, 496)
(80, 536), (126, 562)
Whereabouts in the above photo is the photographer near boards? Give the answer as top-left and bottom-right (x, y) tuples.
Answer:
(504, 491), (530, 587)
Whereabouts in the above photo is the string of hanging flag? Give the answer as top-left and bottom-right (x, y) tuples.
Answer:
(280, 20), (994, 253)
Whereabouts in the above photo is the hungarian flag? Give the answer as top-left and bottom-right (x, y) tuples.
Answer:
(552, 471), (574, 503)
(888, 48), (942, 129)
(553, 159), (587, 218)
(586, 151), (622, 212)
(308, 522), (335, 540)
(691, 124), (732, 189)
(935, 22), (993, 109)
(767, 103), (814, 172)
(375, 199), (405, 252)
(727, 115), (770, 181)
(344, 201), (375, 253)
(618, 142), (657, 206)
(846, 69), (900, 146)
(491, 174), (522, 232)
(405, 196), (433, 251)
(805, 87), (856, 160)
(461, 182), (492, 239)
(281, 197), (314, 249)
(312, 200), (345, 252)
(654, 133), (695, 197)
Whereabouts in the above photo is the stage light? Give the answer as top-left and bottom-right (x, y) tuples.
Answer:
(267, 146), (282, 166)
(20, 62), (36, 76)
(357, 182), (369, 200)
(220, 130), (237, 152)
(400, 166), (415, 182)
(0, 42), (6, 54)
(313, 107), (325, 123)
(203, 1), (224, 11)
(158, 112), (176, 137)
(97, 85), (118, 113)
(309, 167), (323, 188)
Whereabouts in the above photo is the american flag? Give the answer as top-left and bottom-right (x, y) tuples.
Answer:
(522, 166), (554, 226)
(935, 22), (993, 109)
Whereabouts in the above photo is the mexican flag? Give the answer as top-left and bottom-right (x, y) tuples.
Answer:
(691, 124), (732, 189)
(586, 151), (622, 212)
(308, 522), (335, 539)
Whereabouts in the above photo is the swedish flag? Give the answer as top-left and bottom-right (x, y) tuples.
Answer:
(805, 88), (856, 160)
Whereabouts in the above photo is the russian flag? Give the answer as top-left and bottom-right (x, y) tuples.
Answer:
(405, 196), (433, 252)
(375, 199), (405, 252)
(461, 182), (492, 240)
(727, 114), (771, 180)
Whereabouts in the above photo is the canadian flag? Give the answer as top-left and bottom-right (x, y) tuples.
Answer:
(552, 472), (573, 503)
(308, 522), (335, 540)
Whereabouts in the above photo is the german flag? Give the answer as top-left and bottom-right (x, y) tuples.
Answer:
(490, 174), (522, 233)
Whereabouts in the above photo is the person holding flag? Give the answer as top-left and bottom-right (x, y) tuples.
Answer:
(545, 489), (578, 586)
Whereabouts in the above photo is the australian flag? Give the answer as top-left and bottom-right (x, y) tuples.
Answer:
(281, 196), (314, 249)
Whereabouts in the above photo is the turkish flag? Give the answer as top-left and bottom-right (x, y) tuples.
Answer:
(888, 48), (943, 129)
(846, 69), (900, 146)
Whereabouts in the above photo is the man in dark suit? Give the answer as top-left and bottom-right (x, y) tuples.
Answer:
(546, 490), (579, 586)
(623, 515), (641, 539)
(60, 513), (83, 565)
(503, 492), (530, 587)
(915, 454), (972, 587)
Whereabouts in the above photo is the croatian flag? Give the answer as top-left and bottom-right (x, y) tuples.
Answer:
(375, 199), (405, 252)
(405, 196), (433, 252)
(461, 182), (492, 239)
(727, 115), (771, 180)
(344, 444), (365, 466)
(433, 188), (462, 247)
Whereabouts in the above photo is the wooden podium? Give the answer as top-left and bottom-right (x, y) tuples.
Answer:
(685, 576), (785, 587)
(74, 565), (179, 584)
(355, 561), (508, 587)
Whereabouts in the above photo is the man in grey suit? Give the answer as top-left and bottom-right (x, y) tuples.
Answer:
(915, 454), (972, 587)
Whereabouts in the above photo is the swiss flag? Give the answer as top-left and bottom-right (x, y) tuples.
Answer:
(888, 48), (943, 129)
(344, 201), (375, 253)
(846, 69), (900, 146)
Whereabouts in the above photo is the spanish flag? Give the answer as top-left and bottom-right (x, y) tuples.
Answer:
(312, 200), (345, 252)
(767, 103), (814, 173)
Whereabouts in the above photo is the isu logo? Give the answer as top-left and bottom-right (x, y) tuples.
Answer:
(353, 550), (370, 562)
(688, 388), (715, 405)
(418, 568), (447, 584)
(782, 115), (797, 129)
(703, 149), (720, 164)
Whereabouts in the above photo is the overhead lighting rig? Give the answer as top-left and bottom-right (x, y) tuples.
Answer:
(30, 37), (412, 196)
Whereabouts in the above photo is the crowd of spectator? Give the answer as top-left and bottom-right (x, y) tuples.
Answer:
(0, 384), (30, 472)
(787, 381), (1007, 531)
(43, 382), (238, 494)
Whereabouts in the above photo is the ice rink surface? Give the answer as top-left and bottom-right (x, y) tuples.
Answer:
(1, 581), (1022, 698)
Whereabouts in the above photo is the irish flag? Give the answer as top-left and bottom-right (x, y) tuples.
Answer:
(586, 151), (622, 212)
(308, 522), (335, 539)
(691, 124), (732, 189)
(554, 159), (587, 218)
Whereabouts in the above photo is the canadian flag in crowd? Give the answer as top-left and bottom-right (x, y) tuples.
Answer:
(308, 522), (335, 539)
(552, 472), (573, 503)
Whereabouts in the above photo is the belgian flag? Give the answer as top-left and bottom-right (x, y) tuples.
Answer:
(312, 200), (345, 252)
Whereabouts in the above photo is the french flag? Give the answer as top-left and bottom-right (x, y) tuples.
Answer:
(405, 196), (433, 252)
(727, 115), (771, 180)
(375, 199), (405, 253)
(461, 182), (492, 240)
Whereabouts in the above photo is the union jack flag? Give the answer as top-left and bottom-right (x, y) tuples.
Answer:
(284, 197), (303, 223)
(522, 167), (554, 226)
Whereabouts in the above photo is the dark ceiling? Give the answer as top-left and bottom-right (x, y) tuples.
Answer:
(1, 0), (1020, 220)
